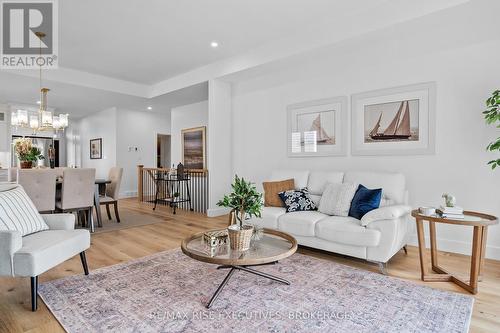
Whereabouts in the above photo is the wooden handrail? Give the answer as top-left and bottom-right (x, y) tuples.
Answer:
(142, 167), (208, 173)
(137, 165), (144, 202)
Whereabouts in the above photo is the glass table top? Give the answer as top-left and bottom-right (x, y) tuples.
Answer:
(182, 229), (297, 265)
(412, 210), (498, 226)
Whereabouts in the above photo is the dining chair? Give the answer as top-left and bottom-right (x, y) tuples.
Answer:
(56, 168), (96, 232)
(54, 167), (65, 181)
(8, 167), (17, 182)
(100, 167), (123, 223)
(17, 169), (57, 213)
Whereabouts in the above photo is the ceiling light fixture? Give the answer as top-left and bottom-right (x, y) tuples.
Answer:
(147, 106), (152, 110)
(11, 32), (69, 134)
(210, 41), (219, 48)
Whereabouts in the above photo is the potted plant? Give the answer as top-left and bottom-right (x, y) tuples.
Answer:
(484, 89), (499, 169)
(217, 175), (263, 250)
(13, 138), (45, 169)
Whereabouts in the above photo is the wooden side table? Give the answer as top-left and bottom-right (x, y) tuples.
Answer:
(411, 210), (498, 294)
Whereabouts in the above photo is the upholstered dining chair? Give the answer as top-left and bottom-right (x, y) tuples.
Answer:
(54, 167), (66, 180)
(100, 167), (123, 223)
(17, 169), (57, 213)
(56, 168), (96, 232)
(8, 167), (17, 182)
(0, 183), (90, 311)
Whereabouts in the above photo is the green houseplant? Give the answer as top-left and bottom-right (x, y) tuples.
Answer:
(13, 138), (45, 169)
(484, 90), (500, 170)
(217, 175), (263, 250)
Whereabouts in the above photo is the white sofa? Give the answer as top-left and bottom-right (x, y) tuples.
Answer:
(249, 170), (412, 273)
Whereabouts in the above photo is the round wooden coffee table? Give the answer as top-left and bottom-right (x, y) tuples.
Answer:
(411, 210), (498, 294)
(181, 228), (298, 308)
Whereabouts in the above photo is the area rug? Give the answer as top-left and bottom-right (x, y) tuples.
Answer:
(38, 249), (473, 333)
(81, 210), (168, 234)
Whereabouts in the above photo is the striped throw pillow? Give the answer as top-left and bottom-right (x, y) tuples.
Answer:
(0, 184), (49, 236)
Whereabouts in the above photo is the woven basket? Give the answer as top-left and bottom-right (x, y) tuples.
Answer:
(227, 225), (254, 251)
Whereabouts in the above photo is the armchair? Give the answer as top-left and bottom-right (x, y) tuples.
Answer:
(0, 213), (90, 311)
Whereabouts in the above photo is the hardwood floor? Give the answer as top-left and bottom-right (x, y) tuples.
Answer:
(1, 198), (499, 332)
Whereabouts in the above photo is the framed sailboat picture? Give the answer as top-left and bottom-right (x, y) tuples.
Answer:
(351, 82), (436, 155)
(287, 96), (347, 157)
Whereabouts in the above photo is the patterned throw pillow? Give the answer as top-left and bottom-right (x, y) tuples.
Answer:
(0, 184), (49, 236)
(278, 188), (317, 213)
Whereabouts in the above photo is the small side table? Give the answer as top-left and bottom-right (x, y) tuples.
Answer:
(152, 174), (193, 214)
(411, 210), (498, 294)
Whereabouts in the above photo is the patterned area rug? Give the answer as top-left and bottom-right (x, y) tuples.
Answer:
(38, 249), (473, 333)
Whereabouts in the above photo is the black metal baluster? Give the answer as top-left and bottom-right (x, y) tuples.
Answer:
(195, 172), (198, 212)
(138, 168), (211, 213)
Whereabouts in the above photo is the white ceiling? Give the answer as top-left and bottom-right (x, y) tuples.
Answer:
(0, 71), (207, 118)
(59, 0), (389, 84)
(0, 0), (472, 117)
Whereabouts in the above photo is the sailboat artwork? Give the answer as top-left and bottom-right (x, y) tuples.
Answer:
(288, 97), (347, 157)
(295, 110), (335, 146)
(365, 100), (419, 142)
(310, 114), (334, 144)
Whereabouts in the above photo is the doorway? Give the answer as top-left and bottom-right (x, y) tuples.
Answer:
(156, 134), (171, 168)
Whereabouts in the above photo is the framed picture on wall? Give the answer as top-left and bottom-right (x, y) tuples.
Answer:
(90, 138), (102, 159)
(351, 82), (436, 155)
(287, 96), (347, 157)
(182, 126), (206, 169)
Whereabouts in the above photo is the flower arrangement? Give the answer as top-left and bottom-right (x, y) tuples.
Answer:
(442, 193), (456, 207)
(13, 138), (44, 168)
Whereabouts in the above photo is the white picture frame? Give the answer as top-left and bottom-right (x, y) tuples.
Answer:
(287, 96), (347, 157)
(351, 82), (436, 156)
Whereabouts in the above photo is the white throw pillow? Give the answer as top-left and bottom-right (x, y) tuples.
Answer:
(318, 182), (358, 216)
(380, 195), (396, 207)
(0, 185), (49, 236)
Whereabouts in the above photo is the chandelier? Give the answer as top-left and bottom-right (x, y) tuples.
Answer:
(10, 32), (69, 133)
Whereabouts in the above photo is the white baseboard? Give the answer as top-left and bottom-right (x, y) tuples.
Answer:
(119, 190), (137, 199)
(408, 234), (500, 261)
(207, 207), (231, 217)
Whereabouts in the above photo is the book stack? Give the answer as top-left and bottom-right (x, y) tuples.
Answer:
(437, 206), (464, 219)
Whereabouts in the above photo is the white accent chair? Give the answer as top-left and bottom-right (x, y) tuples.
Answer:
(17, 169), (57, 213)
(0, 185), (91, 311)
(249, 170), (412, 274)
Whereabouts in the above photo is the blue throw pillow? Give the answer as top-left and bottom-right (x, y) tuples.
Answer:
(348, 184), (382, 220)
(278, 188), (317, 213)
